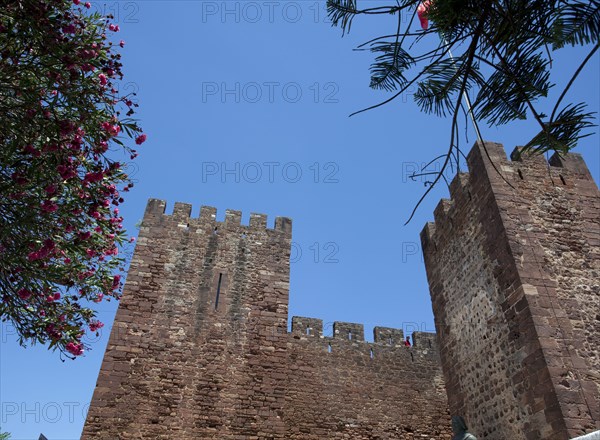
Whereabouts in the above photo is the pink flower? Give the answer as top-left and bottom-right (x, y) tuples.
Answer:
(57, 164), (77, 180)
(101, 122), (120, 137)
(119, 40), (125, 48)
(11, 172), (28, 186)
(94, 293), (104, 303)
(96, 141), (109, 153)
(27, 251), (40, 261)
(86, 248), (95, 258)
(46, 324), (62, 339)
(78, 231), (92, 240)
(53, 292), (61, 301)
(41, 200), (59, 213)
(64, 258), (72, 264)
(17, 289), (32, 300)
(108, 24), (120, 32)
(84, 171), (104, 183)
(44, 185), (57, 195)
(135, 134), (147, 145)
(98, 73), (107, 86)
(417, 1), (432, 30)
(112, 275), (121, 289)
(65, 342), (84, 356)
(89, 320), (104, 332)
(129, 237), (136, 243)
(85, 2), (91, 8)
(28, 240), (55, 261)
(62, 24), (76, 34)
(73, 0), (80, 4)
(23, 144), (41, 157)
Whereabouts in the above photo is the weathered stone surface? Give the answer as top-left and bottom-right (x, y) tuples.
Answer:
(421, 141), (600, 439)
(82, 200), (451, 439)
(83, 140), (598, 439)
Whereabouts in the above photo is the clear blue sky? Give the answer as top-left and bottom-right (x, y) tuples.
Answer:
(1, 2), (598, 438)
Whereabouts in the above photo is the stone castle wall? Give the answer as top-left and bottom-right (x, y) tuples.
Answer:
(421, 141), (599, 439)
(82, 200), (451, 439)
(284, 322), (449, 438)
(83, 140), (598, 439)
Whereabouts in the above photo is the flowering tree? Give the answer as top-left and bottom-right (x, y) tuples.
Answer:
(327, 0), (599, 221)
(0, 0), (146, 358)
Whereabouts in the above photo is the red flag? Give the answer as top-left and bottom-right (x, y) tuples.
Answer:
(417, 0), (432, 30)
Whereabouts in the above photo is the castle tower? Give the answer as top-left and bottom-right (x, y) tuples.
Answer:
(82, 200), (293, 438)
(421, 141), (599, 439)
(83, 199), (452, 439)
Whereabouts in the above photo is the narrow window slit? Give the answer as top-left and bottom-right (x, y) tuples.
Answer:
(517, 169), (524, 180)
(410, 352), (414, 362)
(328, 343), (332, 353)
(214, 273), (223, 310)
(560, 175), (566, 185)
(348, 332), (352, 341)
(370, 348), (374, 359)
(306, 327), (311, 336)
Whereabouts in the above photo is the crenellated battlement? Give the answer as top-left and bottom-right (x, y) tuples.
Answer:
(86, 194), (450, 439)
(421, 140), (598, 252)
(142, 198), (293, 235)
(290, 316), (439, 358)
(291, 316), (324, 337)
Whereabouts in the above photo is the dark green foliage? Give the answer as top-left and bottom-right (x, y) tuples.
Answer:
(369, 42), (414, 91)
(327, 0), (599, 156)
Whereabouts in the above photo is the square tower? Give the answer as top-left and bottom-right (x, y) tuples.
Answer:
(82, 200), (292, 438)
(422, 141), (599, 439)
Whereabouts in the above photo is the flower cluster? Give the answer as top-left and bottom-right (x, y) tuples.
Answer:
(0, 0), (145, 359)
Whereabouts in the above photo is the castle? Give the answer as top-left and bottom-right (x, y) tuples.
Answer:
(82, 141), (599, 439)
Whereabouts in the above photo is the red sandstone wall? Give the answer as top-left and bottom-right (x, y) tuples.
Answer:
(82, 200), (451, 439)
(421, 141), (599, 439)
(82, 200), (292, 438)
(285, 321), (450, 439)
